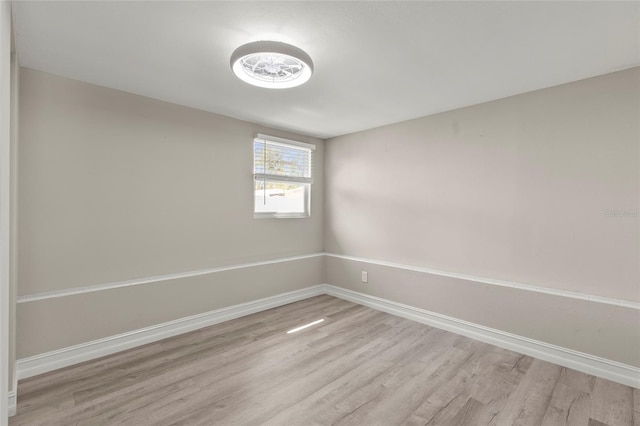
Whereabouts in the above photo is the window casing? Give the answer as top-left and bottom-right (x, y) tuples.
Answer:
(253, 134), (315, 218)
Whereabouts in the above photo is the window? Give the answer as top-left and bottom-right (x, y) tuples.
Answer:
(253, 133), (314, 218)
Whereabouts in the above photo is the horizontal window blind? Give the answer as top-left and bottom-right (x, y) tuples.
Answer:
(254, 135), (314, 184)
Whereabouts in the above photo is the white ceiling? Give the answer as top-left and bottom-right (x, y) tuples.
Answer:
(12, 1), (640, 139)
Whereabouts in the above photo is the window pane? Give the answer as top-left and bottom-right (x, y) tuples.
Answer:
(255, 180), (307, 214)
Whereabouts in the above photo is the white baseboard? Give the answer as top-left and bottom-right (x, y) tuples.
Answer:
(7, 391), (15, 417)
(16, 285), (325, 381)
(324, 284), (640, 389)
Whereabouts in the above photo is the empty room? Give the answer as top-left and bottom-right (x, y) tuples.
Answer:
(0, 1), (639, 425)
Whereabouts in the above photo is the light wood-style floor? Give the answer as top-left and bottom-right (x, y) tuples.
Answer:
(10, 295), (639, 426)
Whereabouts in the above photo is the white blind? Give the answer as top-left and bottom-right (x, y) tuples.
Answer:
(254, 134), (314, 184)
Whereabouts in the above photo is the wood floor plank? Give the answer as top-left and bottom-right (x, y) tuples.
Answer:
(439, 349), (530, 425)
(590, 377), (634, 426)
(493, 359), (562, 425)
(9, 295), (637, 426)
(448, 397), (489, 426)
(540, 381), (591, 426)
(401, 345), (496, 426)
(557, 368), (596, 395)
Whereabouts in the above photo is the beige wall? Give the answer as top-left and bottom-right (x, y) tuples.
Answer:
(325, 67), (639, 302)
(325, 68), (640, 367)
(17, 68), (325, 356)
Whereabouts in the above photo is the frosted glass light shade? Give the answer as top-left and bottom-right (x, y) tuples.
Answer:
(230, 41), (314, 89)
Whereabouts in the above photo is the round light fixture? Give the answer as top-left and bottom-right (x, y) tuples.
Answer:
(230, 41), (313, 89)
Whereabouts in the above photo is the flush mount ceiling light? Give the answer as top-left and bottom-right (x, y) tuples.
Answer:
(230, 41), (314, 89)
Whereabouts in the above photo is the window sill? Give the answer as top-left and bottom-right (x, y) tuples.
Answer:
(254, 212), (310, 219)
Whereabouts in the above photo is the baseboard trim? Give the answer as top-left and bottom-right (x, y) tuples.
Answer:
(16, 285), (325, 380)
(324, 284), (640, 389)
(7, 391), (15, 417)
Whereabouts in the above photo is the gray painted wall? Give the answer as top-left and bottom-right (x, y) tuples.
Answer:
(17, 68), (325, 357)
(325, 68), (639, 302)
(324, 68), (640, 366)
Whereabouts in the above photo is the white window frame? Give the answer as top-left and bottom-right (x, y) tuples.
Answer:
(253, 133), (315, 219)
